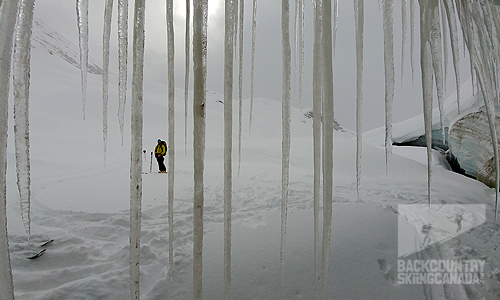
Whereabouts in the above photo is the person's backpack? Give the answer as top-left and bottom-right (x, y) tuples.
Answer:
(162, 141), (168, 153)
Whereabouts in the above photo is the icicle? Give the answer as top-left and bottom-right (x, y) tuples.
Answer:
(13, 0), (35, 241)
(102, 0), (113, 165)
(118, 0), (129, 145)
(233, 0), (238, 60)
(280, 0), (292, 277)
(312, 0), (322, 294)
(419, 0), (435, 204)
(166, 0), (175, 281)
(428, 3), (445, 146)
(321, 0), (334, 297)
(354, 0), (364, 200)
(457, 0), (500, 222)
(0, 1), (20, 298)
(129, 0), (146, 298)
(442, 0), (461, 115)
(192, 0), (208, 298)
(401, 0), (408, 83)
(184, 0), (191, 155)
(297, 0), (304, 112)
(332, 0), (339, 56)
(382, 0), (394, 176)
(223, 2), (235, 298)
(439, 0), (449, 95)
(410, 0), (417, 84)
(249, 0), (257, 133)
(76, 0), (88, 121)
(237, 0), (244, 175)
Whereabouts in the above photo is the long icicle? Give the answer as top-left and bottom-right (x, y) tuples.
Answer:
(382, 0), (394, 176)
(192, 0), (208, 298)
(410, 0), (417, 84)
(102, 0), (114, 165)
(0, 0), (19, 298)
(321, 0), (334, 297)
(439, 0), (449, 96)
(249, 0), (257, 133)
(312, 0), (323, 294)
(280, 0), (292, 278)
(401, 0), (408, 83)
(76, 0), (88, 121)
(129, 0), (146, 298)
(298, 0), (304, 112)
(166, 0), (175, 281)
(184, 0), (190, 155)
(419, 0), (435, 205)
(118, 0), (129, 145)
(13, 0), (35, 242)
(237, 0), (244, 175)
(442, 0), (461, 115)
(458, 0), (500, 222)
(332, 0), (339, 56)
(429, 2), (445, 147)
(354, 0), (364, 200)
(223, 2), (235, 299)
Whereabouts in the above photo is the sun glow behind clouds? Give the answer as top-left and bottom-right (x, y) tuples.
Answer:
(173, 0), (222, 19)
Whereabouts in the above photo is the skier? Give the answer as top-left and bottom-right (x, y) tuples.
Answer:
(155, 139), (167, 173)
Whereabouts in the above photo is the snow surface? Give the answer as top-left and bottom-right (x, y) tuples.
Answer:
(5, 22), (500, 300)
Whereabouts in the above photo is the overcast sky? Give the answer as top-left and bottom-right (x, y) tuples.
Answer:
(33, 0), (471, 132)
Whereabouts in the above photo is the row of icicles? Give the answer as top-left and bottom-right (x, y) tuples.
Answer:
(1, 0), (500, 299)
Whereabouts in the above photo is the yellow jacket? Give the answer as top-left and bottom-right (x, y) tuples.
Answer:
(155, 143), (166, 156)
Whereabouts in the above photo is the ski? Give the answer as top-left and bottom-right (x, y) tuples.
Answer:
(27, 248), (46, 259)
(39, 239), (54, 247)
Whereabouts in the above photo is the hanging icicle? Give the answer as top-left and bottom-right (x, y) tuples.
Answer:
(382, 0), (394, 176)
(129, 0), (146, 298)
(311, 0), (323, 294)
(13, 0), (35, 241)
(409, 0), (417, 84)
(184, 0), (191, 155)
(401, 0), (408, 83)
(0, 0), (21, 298)
(76, 0), (88, 121)
(419, 0), (435, 204)
(439, 0), (449, 96)
(442, 0), (461, 115)
(166, 0), (175, 281)
(192, 0), (208, 298)
(456, 0), (500, 222)
(280, 0), (292, 277)
(296, 0), (304, 111)
(118, 0), (129, 145)
(354, 0), (364, 200)
(332, 0), (339, 56)
(237, 0), (244, 175)
(321, 0), (334, 297)
(223, 2), (235, 298)
(249, 0), (257, 133)
(428, 2), (446, 147)
(102, 0), (114, 165)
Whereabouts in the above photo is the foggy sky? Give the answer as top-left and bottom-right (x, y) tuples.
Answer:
(33, 0), (471, 132)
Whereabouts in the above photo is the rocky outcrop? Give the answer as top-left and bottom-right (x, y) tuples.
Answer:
(448, 110), (500, 187)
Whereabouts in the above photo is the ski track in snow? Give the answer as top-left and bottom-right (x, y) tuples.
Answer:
(8, 162), (500, 299)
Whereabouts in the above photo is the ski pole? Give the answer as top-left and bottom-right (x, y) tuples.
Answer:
(150, 152), (153, 173)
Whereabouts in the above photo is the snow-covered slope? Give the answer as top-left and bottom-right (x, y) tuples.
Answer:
(4, 22), (500, 300)
(31, 19), (102, 75)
